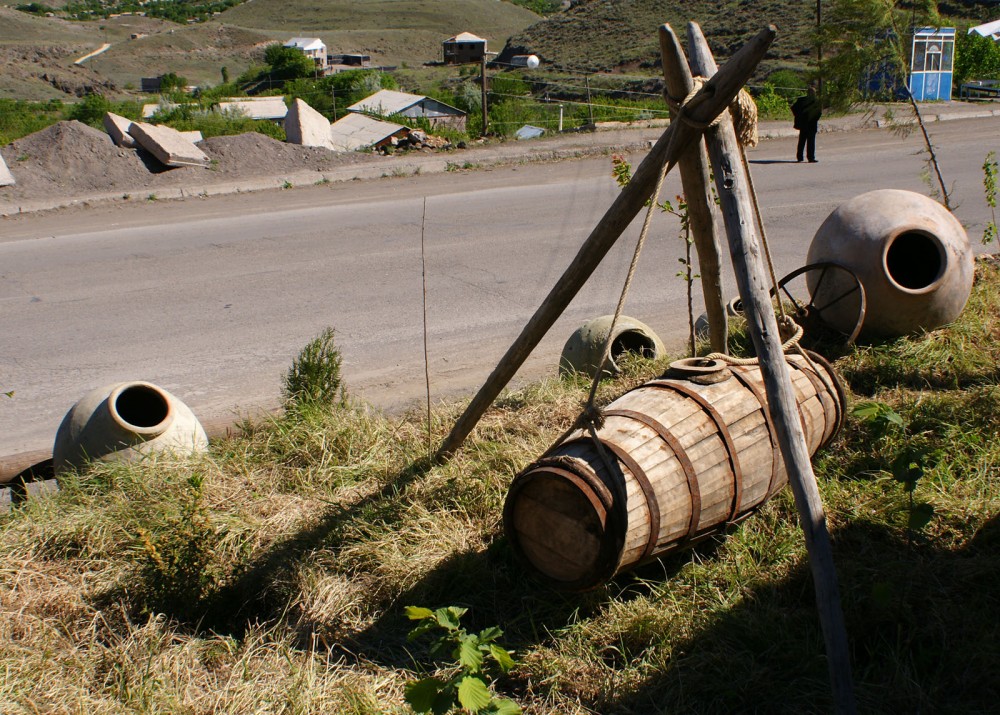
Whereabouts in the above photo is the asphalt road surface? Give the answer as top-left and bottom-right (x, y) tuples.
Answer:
(1, 118), (995, 457)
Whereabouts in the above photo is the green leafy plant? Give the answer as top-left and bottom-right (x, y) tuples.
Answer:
(283, 327), (344, 408)
(851, 401), (937, 535)
(404, 606), (520, 715)
(983, 151), (998, 246)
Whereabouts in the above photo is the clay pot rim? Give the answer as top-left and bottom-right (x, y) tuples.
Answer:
(880, 226), (946, 296)
(107, 381), (175, 436)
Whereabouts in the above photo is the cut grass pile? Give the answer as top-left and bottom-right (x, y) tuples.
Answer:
(3, 260), (1000, 713)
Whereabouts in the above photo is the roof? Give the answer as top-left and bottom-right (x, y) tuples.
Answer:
(329, 113), (407, 152)
(347, 89), (423, 116)
(445, 32), (486, 43)
(284, 37), (325, 51)
(347, 89), (464, 119)
(969, 19), (1000, 40)
(141, 101), (178, 118)
(218, 98), (288, 121)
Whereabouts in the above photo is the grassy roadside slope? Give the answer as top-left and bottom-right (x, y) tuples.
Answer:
(2, 249), (999, 712)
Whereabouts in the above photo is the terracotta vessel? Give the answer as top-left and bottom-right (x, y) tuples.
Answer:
(559, 315), (666, 377)
(53, 381), (209, 473)
(807, 189), (973, 337)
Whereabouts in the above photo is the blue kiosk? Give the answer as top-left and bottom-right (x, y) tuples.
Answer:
(909, 27), (955, 101)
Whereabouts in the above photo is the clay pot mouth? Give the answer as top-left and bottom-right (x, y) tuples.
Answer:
(882, 228), (946, 294)
(607, 329), (658, 371)
(108, 382), (174, 435)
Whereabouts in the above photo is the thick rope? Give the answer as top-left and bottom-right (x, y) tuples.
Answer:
(705, 315), (804, 366)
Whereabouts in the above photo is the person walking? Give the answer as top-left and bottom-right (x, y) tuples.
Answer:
(791, 86), (822, 163)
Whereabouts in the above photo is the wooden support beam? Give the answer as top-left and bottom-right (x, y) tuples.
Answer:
(687, 21), (857, 715)
(435, 25), (777, 463)
(658, 25), (728, 354)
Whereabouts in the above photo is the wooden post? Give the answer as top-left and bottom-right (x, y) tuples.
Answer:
(435, 25), (776, 463)
(687, 21), (857, 715)
(480, 54), (489, 137)
(658, 25), (728, 354)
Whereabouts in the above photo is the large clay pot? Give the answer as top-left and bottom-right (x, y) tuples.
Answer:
(53, 381), (209, 473)
(807, 189), (974, 337)
(559, 315), (666, 377)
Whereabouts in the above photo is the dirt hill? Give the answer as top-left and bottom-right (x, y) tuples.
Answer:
(497, 0), (997, 75)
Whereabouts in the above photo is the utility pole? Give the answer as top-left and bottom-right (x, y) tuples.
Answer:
(817, 0), (824, 104)
(480, 54), (488, 136)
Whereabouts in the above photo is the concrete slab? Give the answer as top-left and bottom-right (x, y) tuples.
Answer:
(0, 152), (14, 187)
(128, 122), (210, 168)
(329, 113), (408, 152)
(103, 112), (137, 148)
(285, 98), (333, 150)
(179, 130), (204, 143)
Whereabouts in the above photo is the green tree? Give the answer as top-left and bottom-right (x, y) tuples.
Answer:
(954, 31), (1000, 87)
(68, 93), (112, 127)
(263, 43), (315, 80)
(159, 72), (188, 92)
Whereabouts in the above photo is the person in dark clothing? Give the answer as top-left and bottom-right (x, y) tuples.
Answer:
(791, 87), (822, 162)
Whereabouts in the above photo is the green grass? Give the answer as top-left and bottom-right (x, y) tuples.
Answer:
(3, 261), (1000, 712)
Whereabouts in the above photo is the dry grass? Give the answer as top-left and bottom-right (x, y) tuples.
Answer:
(3, 262), (1000, 713)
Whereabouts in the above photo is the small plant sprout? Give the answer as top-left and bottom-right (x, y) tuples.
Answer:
(404, 606), (520, 715)
(983, 151), (998, 246)
(281, 179), (293, 189)
(851, 401), (937, 537)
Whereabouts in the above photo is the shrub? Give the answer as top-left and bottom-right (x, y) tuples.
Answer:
(765, 69), (809, 100)
(136, 473), (221, 618)
(283, 327), (344, 408)
(67, 93), (112, 127)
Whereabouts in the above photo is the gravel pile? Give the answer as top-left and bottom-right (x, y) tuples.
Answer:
(0, 120), (376, 204)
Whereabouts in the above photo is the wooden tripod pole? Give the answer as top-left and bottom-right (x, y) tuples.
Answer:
(658, 26), (728, 354)
(687, 21), (857, 714)
(435, 25), (777, 463)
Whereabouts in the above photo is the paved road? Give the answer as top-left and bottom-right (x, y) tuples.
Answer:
(1, 118), (995, 457)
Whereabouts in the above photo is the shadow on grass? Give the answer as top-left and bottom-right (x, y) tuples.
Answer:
(593, 516), (1000, 715)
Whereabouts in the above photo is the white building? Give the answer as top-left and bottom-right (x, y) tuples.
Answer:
(283, 37), (328, 68)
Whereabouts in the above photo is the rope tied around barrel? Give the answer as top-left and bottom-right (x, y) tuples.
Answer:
(704, 314), (804, 367)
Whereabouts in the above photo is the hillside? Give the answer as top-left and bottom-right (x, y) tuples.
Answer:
(0, 0), (542, 99)
(220, 0), (541, 63)
(497, 0), (996, 74)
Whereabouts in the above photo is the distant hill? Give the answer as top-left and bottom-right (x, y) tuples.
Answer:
(220, 0), (541, 62)
(497, 0), (997, 75)
(0, 0), (542, 99)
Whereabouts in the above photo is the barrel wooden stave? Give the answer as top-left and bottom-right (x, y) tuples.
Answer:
(504, 353), (844, 590)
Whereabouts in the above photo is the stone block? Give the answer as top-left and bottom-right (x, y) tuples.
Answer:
(128, 122), (210, 168)
(0, 153), (14, 187)
(285, 98), (333, 149)
(103, 112), (137, 148)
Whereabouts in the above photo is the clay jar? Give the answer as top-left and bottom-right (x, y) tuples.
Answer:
(53, 381), (209, 474)
(807, 189), (974, 337)
(559, 315), (666, 377)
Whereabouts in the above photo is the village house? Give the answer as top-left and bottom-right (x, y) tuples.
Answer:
(347, 89), (467, 132)
(442, 32), (487, 65)
(283, 37), (328, 71)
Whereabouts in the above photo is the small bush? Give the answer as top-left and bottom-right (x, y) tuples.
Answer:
(753, 84), (793, 121)
(283, 327), (344, 408)
(136, 473), (221, 618)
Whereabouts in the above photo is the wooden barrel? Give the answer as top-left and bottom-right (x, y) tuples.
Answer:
(503, 352), (845, 591)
